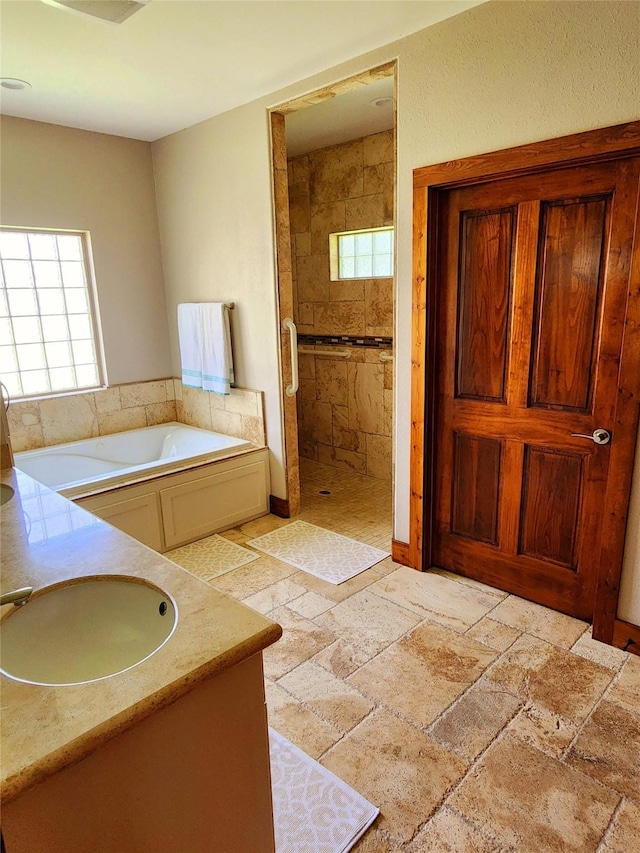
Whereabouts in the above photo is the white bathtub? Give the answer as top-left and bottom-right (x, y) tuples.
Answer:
(15, 423), (252, 494)
(14, 423), (269, 552)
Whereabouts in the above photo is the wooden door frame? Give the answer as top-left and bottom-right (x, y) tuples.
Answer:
(268, 61), (397, 519)
(409, 121), (640, 648)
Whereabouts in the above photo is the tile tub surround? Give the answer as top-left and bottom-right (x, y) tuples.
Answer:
(7, 379), (266, 452)
(0, 467), (281, 803)
(168, 459), (640, 852)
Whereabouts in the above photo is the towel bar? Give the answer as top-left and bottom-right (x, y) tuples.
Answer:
(379, 352), (393, 362)
(298, 347), (351, 358)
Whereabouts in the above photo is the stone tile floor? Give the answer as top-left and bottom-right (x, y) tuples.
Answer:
(169, 460), (640, 853)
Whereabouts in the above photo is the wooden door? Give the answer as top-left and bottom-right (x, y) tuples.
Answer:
(433, 157), (640, 620)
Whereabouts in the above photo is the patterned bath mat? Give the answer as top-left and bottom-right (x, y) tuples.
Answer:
(247, 520), (389, 584)
(166, 533), (259, 581)
(270, 728), (378, 853)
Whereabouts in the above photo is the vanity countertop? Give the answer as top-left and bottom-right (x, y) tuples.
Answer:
(0, 466), (282, 804)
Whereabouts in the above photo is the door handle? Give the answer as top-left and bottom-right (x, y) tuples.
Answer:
(282, 317), (298, 397)
(570, 428), (611, 445)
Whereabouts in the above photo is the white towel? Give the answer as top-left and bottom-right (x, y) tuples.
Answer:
(177, 303), (235, 395)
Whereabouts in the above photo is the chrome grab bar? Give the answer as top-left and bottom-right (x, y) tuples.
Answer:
(283, 317), (299, 397)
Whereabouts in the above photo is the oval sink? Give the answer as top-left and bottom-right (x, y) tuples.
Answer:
(0, 484), (14, 505)
(0, 577), (177, 686)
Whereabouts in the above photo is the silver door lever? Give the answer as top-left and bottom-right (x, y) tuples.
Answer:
(570, 428), (611, 445)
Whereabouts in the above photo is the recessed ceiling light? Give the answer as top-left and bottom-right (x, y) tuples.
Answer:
(1, 79), (32, 91)
(370, 97), (393, 108)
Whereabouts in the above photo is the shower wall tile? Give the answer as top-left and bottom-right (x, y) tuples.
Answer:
(310, 201), (346, 254)
(120, 379), (168, 408)
(345, 193), (385, 231)
(288, 129), (394, 481)
(363, 131), (394, 166)
(315, 359), (348, 406)
(314, 302), (365, 336)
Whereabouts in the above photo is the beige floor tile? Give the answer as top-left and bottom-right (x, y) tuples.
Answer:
(315, 588), (421, 660)
(241, 577), (307, 614)
(321, 710), (467, 844)
(466, 617), (521, 652)
(262, 605), (335, 680)
(277, 660), (374, 732)
(490, 596), (587, 648)
(348, 622), (498, 729)
(370, 567), (503, 633)
(210, 554), (296, 598)
(313, 638), (371, 678)
(407, 806), (503, 853)
(430, 679), (521, 760)
(449, 733), (619, 853)
(570, 629), (630, 671)
(430, 568), (509, 600)
(606, 656), (640, 714)
(237, 514), (291, 537)
(506, 702), (578, 758)
(372, 556), (402, 576)
(352, 827), (401, 852)
(486, 634), (614, 724)
(600, 800), (640, 853)
(287, 590), (335, 618)
(264, 679), (341, 760)
(291, 566), (384, 603)
(565, 699), (640, 800)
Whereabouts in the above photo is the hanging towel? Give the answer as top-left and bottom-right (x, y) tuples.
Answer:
(177, 303), (235, 395)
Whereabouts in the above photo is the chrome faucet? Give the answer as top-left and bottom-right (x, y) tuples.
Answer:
(1, 587), (33, 607)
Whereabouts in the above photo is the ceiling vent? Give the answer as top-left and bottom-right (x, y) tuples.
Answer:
(41, 0), (150, 24)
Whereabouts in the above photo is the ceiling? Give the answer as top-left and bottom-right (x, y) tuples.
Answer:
(285, 76), (395, 157)
(0, 0), (484, 143)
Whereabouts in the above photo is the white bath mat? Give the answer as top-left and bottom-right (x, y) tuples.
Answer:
(247, 520), (389, 584)
(270, 728), (378, 853)
(166, 533), (259, 581)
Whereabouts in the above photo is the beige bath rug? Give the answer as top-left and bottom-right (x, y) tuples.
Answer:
(247, 520), (389, 584)
(166, 533), (259, 581)
(270, 727), (378, 853)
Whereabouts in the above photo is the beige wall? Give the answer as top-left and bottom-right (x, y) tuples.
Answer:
(151, 0), (640, 618)
(0, 116), (171, 384)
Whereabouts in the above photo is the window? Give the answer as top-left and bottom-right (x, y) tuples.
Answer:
(330, 226), (394, 280)
(0, 227), (104, 399)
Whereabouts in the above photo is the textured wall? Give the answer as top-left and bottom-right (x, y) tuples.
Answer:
(151, 1), (640, 618)
(0, 117), (171, 385)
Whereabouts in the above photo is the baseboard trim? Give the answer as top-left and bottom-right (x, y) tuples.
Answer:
(612, 618), (640, 656)
(392, 539), (415, 568)
(269, 495), (290, 518)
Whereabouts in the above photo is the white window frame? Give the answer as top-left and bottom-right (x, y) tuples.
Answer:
(0, 226), (106, 401)
(329, 226), (394, 281)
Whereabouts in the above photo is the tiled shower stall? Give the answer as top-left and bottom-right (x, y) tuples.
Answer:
(287, 130), (394, 481)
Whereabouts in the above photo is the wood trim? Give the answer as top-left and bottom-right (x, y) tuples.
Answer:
(411, 122), (640, 637)
(612, 619), (640, 657)
(414, 121), (640, 189)
(391, 539), (414, 568)
(593, 170), (640, 643)
(269, 494), (290, 518)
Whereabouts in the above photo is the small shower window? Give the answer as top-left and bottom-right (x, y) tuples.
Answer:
(0, 227), (105, 400)
(330, 226), (394, 280)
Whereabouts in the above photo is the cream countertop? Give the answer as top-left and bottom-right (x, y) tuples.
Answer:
(0, 467), (282, 804)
